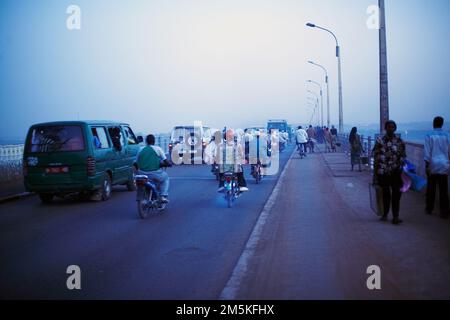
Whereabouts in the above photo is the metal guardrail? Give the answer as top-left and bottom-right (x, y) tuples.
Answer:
(338, 134), (375, 170)
(0, 145), (24, 162)
(0, 145), (24, 183)
(338, 133), (439, 180)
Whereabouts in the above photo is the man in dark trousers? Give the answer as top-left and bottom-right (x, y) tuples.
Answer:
(424, 116), (449, 219)
(373, 120), (407, 225)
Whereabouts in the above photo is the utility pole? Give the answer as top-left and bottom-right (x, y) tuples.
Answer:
(379, 0), (389, 134)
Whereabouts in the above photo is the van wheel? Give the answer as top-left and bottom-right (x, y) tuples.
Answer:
(39, 193), (54, 203)
(100, 174), (112, 201)
(126, 168), (137, 191)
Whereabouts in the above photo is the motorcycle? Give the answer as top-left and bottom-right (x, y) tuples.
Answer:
(223, 172), (241, 208)
(135, 174), (167, 219)
(252, 162), (262, 184)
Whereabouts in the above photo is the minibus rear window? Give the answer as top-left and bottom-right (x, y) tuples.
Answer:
(28, 125), (85, 153)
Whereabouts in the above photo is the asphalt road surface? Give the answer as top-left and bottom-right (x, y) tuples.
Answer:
(0, 145), (293, 299)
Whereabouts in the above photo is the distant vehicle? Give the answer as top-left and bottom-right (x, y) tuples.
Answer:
(168, 126), (208, 163)
(23, 121), (140, 203)
(267, 120), (288, 133)
(245, 126), (267, 136)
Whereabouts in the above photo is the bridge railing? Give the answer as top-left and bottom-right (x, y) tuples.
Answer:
(0, 145), (24, 183)
(338, 134), (375, 171)
(338, 133), (436, 180)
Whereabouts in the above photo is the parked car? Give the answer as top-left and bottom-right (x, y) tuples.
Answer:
(23, 121), (140, 203)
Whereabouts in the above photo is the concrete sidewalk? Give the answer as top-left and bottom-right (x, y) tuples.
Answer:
(235, 146), (450, 299)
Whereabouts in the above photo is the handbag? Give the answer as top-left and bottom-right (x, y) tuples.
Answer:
(369, 183), (384, 216)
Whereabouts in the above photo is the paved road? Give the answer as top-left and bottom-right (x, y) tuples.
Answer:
(0, 145), (294, 299)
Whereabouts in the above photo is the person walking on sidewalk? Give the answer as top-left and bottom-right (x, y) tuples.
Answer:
(349, 127), (363, 172)
(324, 128), (332, 153)
(373, 120), (407, 225)
(424, 116), (449, 219)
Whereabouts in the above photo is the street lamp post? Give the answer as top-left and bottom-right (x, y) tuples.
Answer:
(307, 80), (324, 128)
(307, 102), (318, 127)
(307, 90), (320, 127)
(308, 60), (330, 128)
(306, 23), (344, 133)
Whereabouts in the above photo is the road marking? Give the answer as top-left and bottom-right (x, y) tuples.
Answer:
(219, 148), (295, 300)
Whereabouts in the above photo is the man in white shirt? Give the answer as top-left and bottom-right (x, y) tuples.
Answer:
(424, 116), (449, 219)
(208, 129), (249, 193)
(295, 126), (308, 155)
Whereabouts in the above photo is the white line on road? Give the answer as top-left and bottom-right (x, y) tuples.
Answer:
(219, 149), (295, 300)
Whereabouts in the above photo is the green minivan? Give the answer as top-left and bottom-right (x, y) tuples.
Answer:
(23, 121), (142, 203)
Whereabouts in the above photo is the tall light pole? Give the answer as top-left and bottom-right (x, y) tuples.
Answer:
(379, 0), (389, 134)
(306, 23), (344, 133)
(308, 60), (330, 128)
(307, 90), (320, 127)
(307, 102), (318, 127)
(307, 80), (324, 127)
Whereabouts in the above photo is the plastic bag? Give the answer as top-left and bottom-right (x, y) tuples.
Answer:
(400, 172), (411, 193)
(402, 159), (426, 192)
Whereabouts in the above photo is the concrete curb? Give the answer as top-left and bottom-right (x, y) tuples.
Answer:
(0, 192), (33, 204)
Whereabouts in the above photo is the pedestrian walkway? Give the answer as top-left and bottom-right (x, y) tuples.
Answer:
(235, 146), (450, 299)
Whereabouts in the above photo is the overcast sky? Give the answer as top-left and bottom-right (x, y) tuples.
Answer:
(0, 0), (449, 139)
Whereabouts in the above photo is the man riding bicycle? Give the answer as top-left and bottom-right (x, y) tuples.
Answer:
(296, 126), (308, 156)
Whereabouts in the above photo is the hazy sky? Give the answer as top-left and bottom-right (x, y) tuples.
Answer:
(1, 0), (449, 138)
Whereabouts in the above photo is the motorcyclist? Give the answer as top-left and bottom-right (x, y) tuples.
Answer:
(281, 130), (289, 145)
(136, 134), (171, 203)
(277, 130), (287, 151)
(249, 130), (271, 177)
(213, 129), (249, 193)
